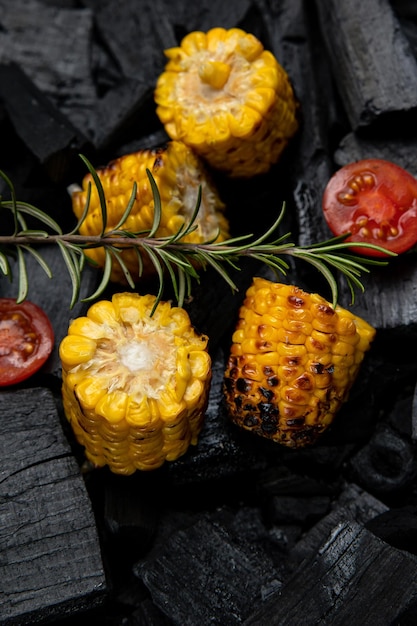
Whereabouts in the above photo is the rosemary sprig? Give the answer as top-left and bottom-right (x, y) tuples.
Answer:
(0, 158), (395, 312)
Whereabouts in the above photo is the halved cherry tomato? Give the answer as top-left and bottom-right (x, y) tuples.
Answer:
(0, 298), (54, 386)
(322, 159), (417, 257)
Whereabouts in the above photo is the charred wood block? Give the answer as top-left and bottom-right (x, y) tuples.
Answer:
(0, 0), (97, 138)
(264, 494), (331, 526)
(82, 0), (176, 83)
(288, 483), (389, 571)
(134, 515), (279, 626)
(334, 131), (417, 178)
(314, 0), (417, 132)
(0, 387), (107, 625)
(366, 505), (417, 555)
(244, 521), (417, 625)
(346, 424), (417, 496)
(0, 63), (91, 184)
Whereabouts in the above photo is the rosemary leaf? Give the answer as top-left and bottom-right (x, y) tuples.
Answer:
(109, 247), (136, 289)
(79, 155), (108, 236)
(20, 245), (52, 278)
(57, 241), (82, 308)
(146, 169), (162, 239)
(0, 250), (11, 278)
(16, 247), (28, 303)
(82, 248), (113, 303)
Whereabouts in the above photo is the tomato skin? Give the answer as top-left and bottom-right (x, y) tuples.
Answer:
(322, 159), (417, 257)
(0, 299), (54, 387)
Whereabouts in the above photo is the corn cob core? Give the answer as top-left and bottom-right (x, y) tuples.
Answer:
(59, 292), (212, 474)
(70, 140), (229, 284)
(224, 278), (376, 448)
(154, 27), (299, 177)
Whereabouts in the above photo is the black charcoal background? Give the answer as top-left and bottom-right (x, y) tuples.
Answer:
(1, 1), (417, 625)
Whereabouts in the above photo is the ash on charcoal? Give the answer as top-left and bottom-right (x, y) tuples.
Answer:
(314, 0), (417, 132)
(0, 387), (107, 625)
(244, 520), (417, 626)
(134, 510), (281, 626)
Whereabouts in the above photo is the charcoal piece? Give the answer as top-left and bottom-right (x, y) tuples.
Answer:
(0, 63), (91, 184)
(163, 0), (253, 35)
(0, 387), (107, 625)
(93, 80), (162, 153)
(412, 378), (417, 441)
(288, 483), (389, 570)
(134, 515), (279, 626)
(314, 0), (417, 131)
(103, 474), (159, 559)
(347, 424), (417, 495)
(0, 244), (100, 379)
(334, 131), (417, 177)
(264, 494), (331, 526)
(256, 465), (342, 497)
(82, 0), (176, 82)
(244, 520), (417, 625)
(366, 505), (417, 554)
(0, 0), (97, 136)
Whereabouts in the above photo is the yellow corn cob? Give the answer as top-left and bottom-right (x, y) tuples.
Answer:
(223, 278), (376, 448)
(154, 27), (299, 178)
(59, 292), (212, 474)
(70, 140), (229, 284)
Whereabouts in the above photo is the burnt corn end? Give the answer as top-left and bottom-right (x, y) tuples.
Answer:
(223, 278), (376, 448)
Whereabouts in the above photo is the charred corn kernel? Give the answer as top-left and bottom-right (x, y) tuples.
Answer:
(70, 140), (229, 284)
(223, 278), (375, 448)
(60, 292), (212, 474)
(154, 27), (299, 178)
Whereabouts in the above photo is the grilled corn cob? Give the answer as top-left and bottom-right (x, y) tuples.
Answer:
(59, 292), (212, 474)
(70, 140), (229, 284)
(224, 278), (375, 448)
(154, 27), (299, 178)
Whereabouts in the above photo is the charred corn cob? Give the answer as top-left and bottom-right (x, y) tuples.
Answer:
(59, 292), (212, 474)
(224, 278), (375, 448)
(70, 140), (229, 284)
(154, 27), (299, 178)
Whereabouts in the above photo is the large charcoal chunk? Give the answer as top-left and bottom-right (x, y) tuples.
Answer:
(0, 387), (107, 625)
(0, 63), (91, 184)
(244, 521), (417, 625)
(134, 515), (279, 626)
(0, 0), (97, 137)
(314, 0), (417, 131)
(82, 0), (176, 82)
(288, 483), (389, 570)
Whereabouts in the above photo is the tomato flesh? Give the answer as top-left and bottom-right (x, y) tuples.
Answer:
(322, 159), (417, 257)
(0, 299), (54, 386)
